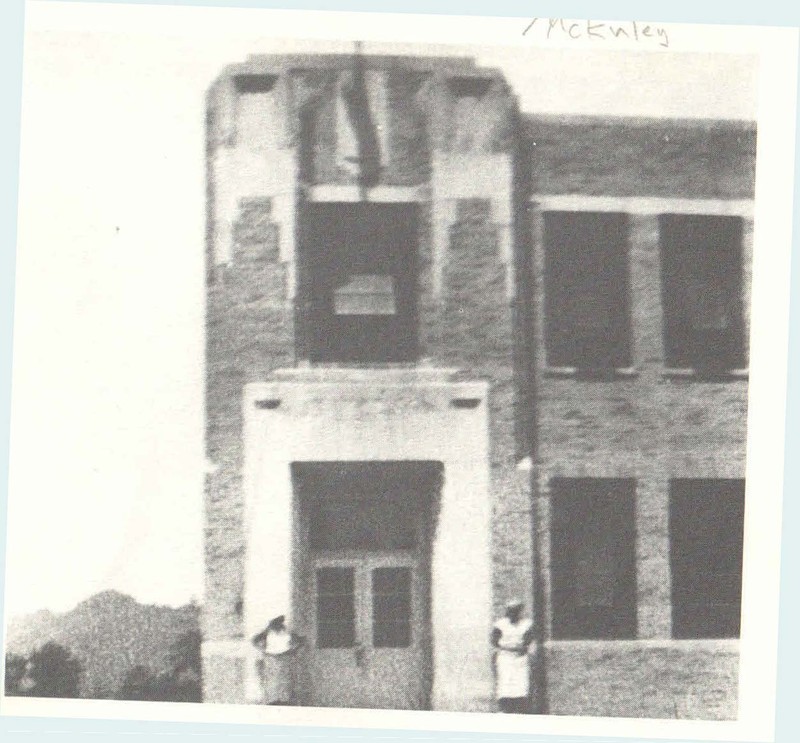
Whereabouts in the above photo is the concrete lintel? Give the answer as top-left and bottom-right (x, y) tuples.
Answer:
(268, 366), (463, 383)
(533, 194), (754, 217)
(243, 379), (490, 420)
(305, 184), (426, 203)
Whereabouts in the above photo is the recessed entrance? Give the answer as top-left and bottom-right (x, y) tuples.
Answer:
(242, 374), (493, 711)
(292, 461), (440, 710)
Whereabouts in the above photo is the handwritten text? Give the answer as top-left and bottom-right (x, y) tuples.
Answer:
(523, 18), (670, 49)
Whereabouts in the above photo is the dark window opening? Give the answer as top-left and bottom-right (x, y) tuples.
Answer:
(316, 567), (356, 648)
(659, 215), (745, 373)
(304, 203), (419, 364)
(669, 479), (745, 639)
(234, 74), (278, 94)
(447, 76), (492, 99)
(550, 478), (637, 639)
(307, 488), (418, 551)
(543, 212), (632, 370)
(372, 568), (412, 648)
(294, 461), (441, 552)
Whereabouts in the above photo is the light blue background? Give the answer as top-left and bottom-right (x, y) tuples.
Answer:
(1, 1), (798, 742)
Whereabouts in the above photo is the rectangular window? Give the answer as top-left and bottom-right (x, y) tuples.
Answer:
(543, 212), (632, 370)
(669, 479), (745, 639)
(305, 203), (418, 364)
(372, 568), (412, 648)
(659, 215), (745, 372)
(550, 478), (637, 639)
(333, 275), (397, 316)
(316, 567), (356, 648)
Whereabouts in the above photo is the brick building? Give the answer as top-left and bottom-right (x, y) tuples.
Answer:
(203, 52), (754, 718)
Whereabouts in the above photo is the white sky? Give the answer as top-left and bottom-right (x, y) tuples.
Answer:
(5, 3), (762, 617)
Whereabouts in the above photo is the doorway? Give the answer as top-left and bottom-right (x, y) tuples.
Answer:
(292, 461), (441, 710)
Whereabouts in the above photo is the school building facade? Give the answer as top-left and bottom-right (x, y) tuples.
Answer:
(202, 53), (754, 718)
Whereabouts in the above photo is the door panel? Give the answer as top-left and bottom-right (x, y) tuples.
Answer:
(307, 562), (367, 709)
(315, 567), (356, 648)
(371, 567), (412, 648)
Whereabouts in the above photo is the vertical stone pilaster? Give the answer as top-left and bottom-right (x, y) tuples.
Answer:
(635, 474), (673, 639)
(242, 393), (295, 703)
(430, 197), (457, 299)
(529, 205), (547, 372)
(742, 216), (754, 367)
(628, 214), (665, 372)
(534, 469), (554, 640)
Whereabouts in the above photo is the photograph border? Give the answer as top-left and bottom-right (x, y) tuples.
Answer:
(2, 2), (799, 743)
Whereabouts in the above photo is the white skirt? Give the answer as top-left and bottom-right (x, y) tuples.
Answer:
(495, 650), (530, 699)
(260, 654), (295, 704)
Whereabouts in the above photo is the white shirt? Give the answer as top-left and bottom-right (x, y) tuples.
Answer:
(493, 616), (533, 699)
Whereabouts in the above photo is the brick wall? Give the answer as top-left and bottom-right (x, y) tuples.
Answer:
(204, 202), (294, 650)
(429, 198), (533, 616)
(546, 642), (739, 719)
(525, 116), (756, 199)
(527, 127), (753, 717)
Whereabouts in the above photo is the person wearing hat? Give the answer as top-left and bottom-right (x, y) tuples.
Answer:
(491, 599), (534, 713)
(251, 615), (306, 705)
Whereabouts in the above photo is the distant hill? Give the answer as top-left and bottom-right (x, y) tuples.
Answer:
(5, 590), (200, 699)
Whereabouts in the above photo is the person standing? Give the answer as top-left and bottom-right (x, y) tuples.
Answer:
(251, 615), (305, 705)
(491, 599), (534, 713)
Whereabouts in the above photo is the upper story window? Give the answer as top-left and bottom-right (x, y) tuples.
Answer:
(543, 211), (632, 372)
(659, 215), (745, 374)
(305, 202), (419, 364)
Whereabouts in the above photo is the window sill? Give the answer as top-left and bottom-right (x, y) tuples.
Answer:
(301, 361), (423, 370)
(662, 368), (749, 382)
(544, 638), (740, 647)
(544, 366), (639, 380)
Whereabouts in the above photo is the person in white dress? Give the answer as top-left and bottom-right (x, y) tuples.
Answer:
(491, 599), (534, 713)
(251, 615), (305, 705)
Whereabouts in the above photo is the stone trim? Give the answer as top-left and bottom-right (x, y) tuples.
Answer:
(532, 195), (754, 217)
(305, 184), (425, 202)
(545, 638), (740, 650)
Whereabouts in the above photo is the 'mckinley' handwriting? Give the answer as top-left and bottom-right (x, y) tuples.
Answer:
(523, 18), (670, 48)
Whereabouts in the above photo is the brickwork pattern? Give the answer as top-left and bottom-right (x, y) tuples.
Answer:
(546, 643), (739, 719)
(434, 199), (533, 617)
(205, 205), (293, 657)
(526, 117), (756, 199)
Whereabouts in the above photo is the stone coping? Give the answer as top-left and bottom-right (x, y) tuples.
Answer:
(265, 366), (465, 384)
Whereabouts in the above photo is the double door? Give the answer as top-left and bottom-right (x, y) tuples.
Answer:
(306, 551), (429, 710)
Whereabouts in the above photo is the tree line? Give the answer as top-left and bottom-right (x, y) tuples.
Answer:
(4, 630), (202, 702)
